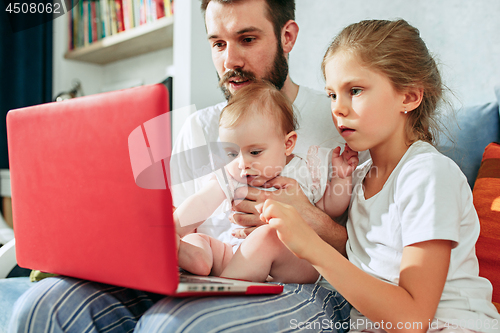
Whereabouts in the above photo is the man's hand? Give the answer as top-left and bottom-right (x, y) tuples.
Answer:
(229, 180), (303, 238)
(231, 177), (348, 255)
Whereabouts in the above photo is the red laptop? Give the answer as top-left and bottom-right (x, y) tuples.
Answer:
(6, 83), (282, 296)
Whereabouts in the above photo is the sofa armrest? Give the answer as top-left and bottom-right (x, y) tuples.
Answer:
(0, 239), (17, 279)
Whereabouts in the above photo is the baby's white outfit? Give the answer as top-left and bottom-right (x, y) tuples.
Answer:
(214, 145), (333, 252)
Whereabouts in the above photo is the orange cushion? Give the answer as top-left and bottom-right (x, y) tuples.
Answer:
(473, 142), (500, 306)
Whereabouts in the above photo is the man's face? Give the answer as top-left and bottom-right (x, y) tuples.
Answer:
(205, 0), (288, 99)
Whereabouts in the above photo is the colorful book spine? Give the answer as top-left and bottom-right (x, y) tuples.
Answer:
(68, 0), (174, 51)
(100, 0), (109, 38)
(155, 0), (164, 19)
(164, 0), (172, 17)
(139, 0), (146, 25)
(91, 1), (97, 43)
(115, 0), (124, 32)
(122, 0), (131, 30)
(83, 0), (89, 45)
(133, 0), (140, 27)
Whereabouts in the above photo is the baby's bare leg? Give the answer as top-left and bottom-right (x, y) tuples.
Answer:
(179, 233), (234, 276)
(220, 225), (319, 283)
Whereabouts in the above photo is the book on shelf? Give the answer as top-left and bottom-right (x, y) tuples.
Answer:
(67, 0), (173, 50)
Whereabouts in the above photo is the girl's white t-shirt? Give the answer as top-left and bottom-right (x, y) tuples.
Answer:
(346, 141), (500, 332)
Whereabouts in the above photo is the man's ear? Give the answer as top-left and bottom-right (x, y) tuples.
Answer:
(402, 86), (424, 113)
(284, 131), (297, 156)
(281, 20), (299, 54)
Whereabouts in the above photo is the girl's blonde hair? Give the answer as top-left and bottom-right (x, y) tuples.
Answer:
(322, 19), (443, 145)
(219, 80), (297, 135)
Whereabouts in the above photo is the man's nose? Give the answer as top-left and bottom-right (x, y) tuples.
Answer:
(224, 43), (244, 70)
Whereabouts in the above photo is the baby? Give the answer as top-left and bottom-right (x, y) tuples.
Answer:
(174, 81), (358, 283)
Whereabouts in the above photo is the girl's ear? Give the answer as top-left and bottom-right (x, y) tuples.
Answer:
(284, 131), (297, 156)
(402, 86), (424, 113)
(281, 20), (299, 54)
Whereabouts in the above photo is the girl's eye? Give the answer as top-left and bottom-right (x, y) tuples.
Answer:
(328, 92), (337, 101)
(351, 88), (362, 96)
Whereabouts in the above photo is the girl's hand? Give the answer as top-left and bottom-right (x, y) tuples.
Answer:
(257, 199), (323, 261)
(331, 144), (359, 179)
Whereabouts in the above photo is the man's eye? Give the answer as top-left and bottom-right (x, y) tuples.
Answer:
(213, 42), (226, 49)
(351, 88), (362, 96)
(242, 37), (255, 44)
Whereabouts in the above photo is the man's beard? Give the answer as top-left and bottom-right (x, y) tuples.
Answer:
(218, 42), (289, 100)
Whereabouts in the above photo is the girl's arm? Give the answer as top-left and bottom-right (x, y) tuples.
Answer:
(174, 176), (226, 237)
(316, 145), (358, 218)
(260, 200), (451, 333)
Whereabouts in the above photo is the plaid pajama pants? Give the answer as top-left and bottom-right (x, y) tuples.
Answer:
(9, 276), (351, 333)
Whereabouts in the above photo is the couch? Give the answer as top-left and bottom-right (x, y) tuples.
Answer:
(0, 87), (499, 332)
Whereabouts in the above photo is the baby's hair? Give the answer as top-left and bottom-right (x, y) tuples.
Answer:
(219, 80), (297, 136)
(322, 19), (443, 145)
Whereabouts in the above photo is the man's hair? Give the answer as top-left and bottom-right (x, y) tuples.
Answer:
(201, 0), (295, 40)
(219, 80), (297, 136)
(322, 19), (444, 145)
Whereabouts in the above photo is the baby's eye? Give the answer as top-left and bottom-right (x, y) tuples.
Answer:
(250, 150), (262, 156)
(227, 152), (238, 158)
(328, 92), (337, 101)
(351, 88), (362, 96)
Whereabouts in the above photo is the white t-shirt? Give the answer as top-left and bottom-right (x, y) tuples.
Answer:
(170, 86), (347, 242)
(347, 141), (500, 332)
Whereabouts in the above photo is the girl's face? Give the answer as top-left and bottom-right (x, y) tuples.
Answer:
(219, 113), (295, 187)
(324, 51), (408, 153)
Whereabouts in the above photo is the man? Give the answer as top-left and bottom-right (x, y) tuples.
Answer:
(10, 1), (353, 331)
(171, 0), (351, 254)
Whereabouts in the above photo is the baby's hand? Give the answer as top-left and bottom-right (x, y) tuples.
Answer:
(331, 144), (359, 179)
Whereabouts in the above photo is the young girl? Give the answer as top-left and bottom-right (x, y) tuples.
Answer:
(258, 19), (500, 332)
(174, 81), (358, 283)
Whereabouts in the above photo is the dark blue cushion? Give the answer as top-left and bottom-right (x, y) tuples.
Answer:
(438, 86), (500, 188)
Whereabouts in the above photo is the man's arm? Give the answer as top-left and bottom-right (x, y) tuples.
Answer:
(232, 177), (347, 256)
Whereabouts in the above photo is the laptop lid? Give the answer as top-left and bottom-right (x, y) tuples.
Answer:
(7, 84), (179, 294)
(7, 83), (283, 296)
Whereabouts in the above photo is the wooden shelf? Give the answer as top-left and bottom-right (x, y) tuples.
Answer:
(64, 16), (174, 65)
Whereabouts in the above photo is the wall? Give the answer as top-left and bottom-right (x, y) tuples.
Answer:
(290, 0), (500, 108)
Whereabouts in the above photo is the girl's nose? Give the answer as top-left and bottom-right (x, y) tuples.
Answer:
(331, 97), (350, 118)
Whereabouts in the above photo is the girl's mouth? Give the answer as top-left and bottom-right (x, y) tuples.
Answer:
(339, 126), (355, 137)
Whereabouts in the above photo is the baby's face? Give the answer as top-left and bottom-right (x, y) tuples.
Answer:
(219, 113), (289, 187)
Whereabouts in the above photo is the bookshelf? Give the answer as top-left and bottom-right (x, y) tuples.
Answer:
(64, 15), (173, 65)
